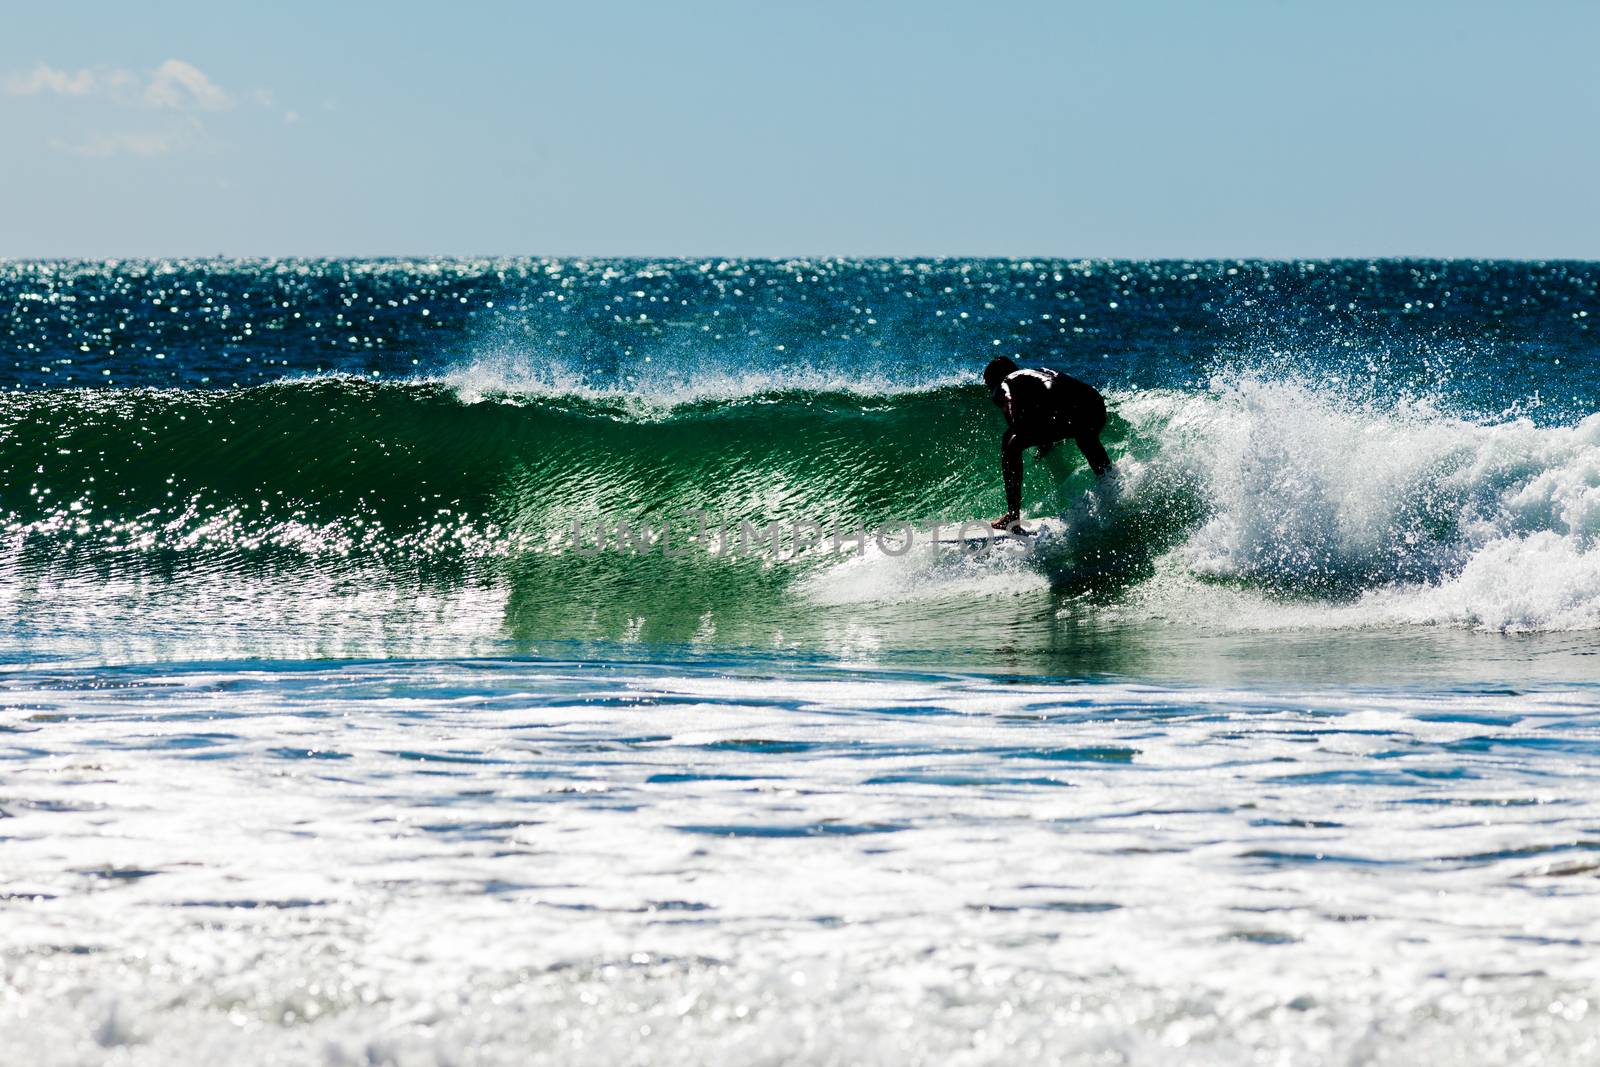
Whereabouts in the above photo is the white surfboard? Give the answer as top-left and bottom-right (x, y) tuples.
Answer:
(929, 517), (1069, 553)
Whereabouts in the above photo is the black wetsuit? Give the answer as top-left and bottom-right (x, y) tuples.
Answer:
(993, 367), (1111, 518)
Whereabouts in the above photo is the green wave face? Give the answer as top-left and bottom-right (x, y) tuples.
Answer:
(0, 377), (1117, 565)
(0, 377), (1126, 654)
(0, 377), (1153, 653)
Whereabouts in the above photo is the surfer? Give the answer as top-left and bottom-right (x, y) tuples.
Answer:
(983, 356), (1111, 531)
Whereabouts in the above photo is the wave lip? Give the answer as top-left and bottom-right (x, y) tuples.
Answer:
(440, 352), (972, 412)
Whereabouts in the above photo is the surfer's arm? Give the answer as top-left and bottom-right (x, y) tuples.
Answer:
(995, 429), (1028, 527)
(996, 381), (1016, 424)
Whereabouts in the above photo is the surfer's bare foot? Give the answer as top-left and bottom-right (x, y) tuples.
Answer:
(990, 513), (1024, 533)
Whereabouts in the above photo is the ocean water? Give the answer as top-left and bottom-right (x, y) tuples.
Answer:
(2, 258), (1597, 1064)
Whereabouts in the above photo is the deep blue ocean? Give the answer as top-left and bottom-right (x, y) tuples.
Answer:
(2, 258), (1597, 1064)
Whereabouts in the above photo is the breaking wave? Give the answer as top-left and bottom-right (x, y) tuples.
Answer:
(1, 371), (1595, 632)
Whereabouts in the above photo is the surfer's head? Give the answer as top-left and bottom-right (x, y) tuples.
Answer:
(983, 356), (1018, 400)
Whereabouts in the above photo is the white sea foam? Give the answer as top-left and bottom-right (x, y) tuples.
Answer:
(4, 660), (1600, 1065)
(1130, 377), (1600, 631)
(1367, 531), (1600, 631)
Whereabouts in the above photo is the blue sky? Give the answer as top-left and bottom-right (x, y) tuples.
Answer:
(3, 1), (1597, 258)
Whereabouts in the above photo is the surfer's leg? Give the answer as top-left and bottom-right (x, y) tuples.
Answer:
(1076, 432), (1111, 478)
(1075, 397), (1111, 477)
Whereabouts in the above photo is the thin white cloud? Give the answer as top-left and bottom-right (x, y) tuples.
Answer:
(5, 58), (234, 111)
(6, 63), (98, 97)
(143, 59), (231, 111)
(50, 131), (182, 158)
(10, 58), (293, 161)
